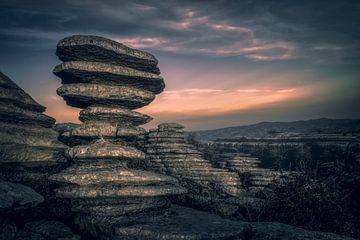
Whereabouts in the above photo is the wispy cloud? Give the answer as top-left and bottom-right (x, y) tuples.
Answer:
(113, 8), (295, 61)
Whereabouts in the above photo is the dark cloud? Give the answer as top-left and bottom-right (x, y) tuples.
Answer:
(1, 0), (359, 63)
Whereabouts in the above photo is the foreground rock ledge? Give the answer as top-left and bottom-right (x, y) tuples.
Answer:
(76, 204), (353, 240)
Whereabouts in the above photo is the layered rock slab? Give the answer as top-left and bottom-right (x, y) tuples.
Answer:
(57, 83), (155, 109)
(56, 35), (160, 74)
(50, 35), (187, 239)
(76, 204), (353, 240)
(54, 61), (164, 93)
(145, 123), (243, 197)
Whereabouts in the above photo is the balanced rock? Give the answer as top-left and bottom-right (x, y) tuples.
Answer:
(50, 35), (188, 239)
(56, 35), (160, 74)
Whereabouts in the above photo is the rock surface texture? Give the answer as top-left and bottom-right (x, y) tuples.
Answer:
(219, 153), (290, 194)
(50, 35), (190, 239)
(0, 72), (70, 222)
(145, 123), (243, 197)
(48, 35), (353, 240)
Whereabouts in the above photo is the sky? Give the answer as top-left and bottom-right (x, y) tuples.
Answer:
(0, 0), (359, 130)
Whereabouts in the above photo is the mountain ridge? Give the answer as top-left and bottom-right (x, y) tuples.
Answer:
(190, 118), (360, 142)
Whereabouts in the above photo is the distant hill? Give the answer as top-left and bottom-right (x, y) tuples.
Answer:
(190, 118), (360, 142)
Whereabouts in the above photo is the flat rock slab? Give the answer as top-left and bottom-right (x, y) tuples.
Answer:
(0, 179), (44, 212)
(68, 121), (145, 139)
(24, 220), (80, 240)
(80, 106), (152, 125)
(77, 205), (354, 240)
(158, 122), (185, 130)
(0, 103), (55, 127)
(54, 61), (164, 94)
(55, 184), (187, 199)
(56, 35), (160, 74)
(57, 83), (155, 109)
(0, 72), (46, 112)
(72, 198), (169, 216)
(0, 143), (67, 165)
(0, 122), (66, 148)
(65, 139), (145, 160)
(50, 164), (179, 186)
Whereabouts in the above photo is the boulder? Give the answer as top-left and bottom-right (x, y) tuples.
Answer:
(56, 35), (160, 74)
(57, 83), (155, 109)
(0, 180), (44, 212)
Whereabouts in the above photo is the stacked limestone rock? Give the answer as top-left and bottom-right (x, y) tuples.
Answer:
(0, 72), (67, 193)
(49, 35), (187, 236)
(219, 153), (286, 194)
(146, 123), (242, 197)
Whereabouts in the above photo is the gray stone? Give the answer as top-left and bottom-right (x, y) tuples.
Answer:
(64, 139), (145, 160)
(0, 102), (55, 127)
(54, 61), (164, 93)
(0, 179), (44, 211)
(50, 164), (179, 186)
(72, 198), (169, 216)
(56, 35), (160, 74)
(57, 83), (155, 109)
(55, 185), (187, 199)
(0, 122), (66, 148)
(0, 143), (67, 166)
(24, 220), (80, 240)
(0, 72), (46, 112)
(79, 106), (152, 125)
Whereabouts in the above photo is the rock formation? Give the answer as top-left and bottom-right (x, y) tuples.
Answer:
(49, 35), (190, 238)
(0, 72), (71, 223)
(145, 123), (243, 197)
(0, 72), (67, 190)
(219, 153), (290, 194)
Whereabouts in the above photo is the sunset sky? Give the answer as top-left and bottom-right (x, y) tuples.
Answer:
(1, 0), (359, 130)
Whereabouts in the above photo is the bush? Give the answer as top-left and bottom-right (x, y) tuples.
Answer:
(257, 173), (360, 238)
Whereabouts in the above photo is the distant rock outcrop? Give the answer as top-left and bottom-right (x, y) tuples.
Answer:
(218, 153), (289, 194)
(145, 122), (243, 197)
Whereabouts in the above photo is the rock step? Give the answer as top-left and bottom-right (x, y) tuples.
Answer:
(0, 103), (55, 127)
(80, 106), (152, 125)
(146, 148), (201, 154)
(55, 184), (187, 198)
(72, 198), (170, 216)
(0, 179), (44, 211)
(54, 61), (164, 94)
(0, 122), (66, 148)
(147, 138), (186, 143)
(64, 140), (145, 160)
(56, 35), (160, 74)
(157, 122), (185, 130)
(0, 171), (50, 183)
(147, 132), (185, 138)
(0, 144), (67, 166)
(57, 83), (155, 109)
(147, 154), (203, 160)
(50, 165), (179, 186)
(66, 121), (145, 139)
(0, 72), (46, 112)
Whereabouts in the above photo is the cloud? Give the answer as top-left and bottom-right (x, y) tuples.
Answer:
(2, 0), (358, 63)
(113, 9), (295, 61)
